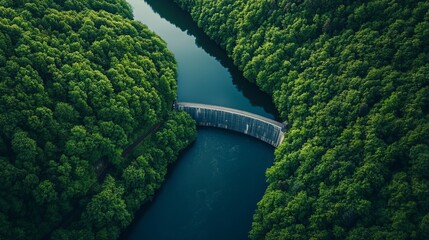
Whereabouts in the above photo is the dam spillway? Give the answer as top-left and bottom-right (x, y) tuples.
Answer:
(176, 102), (285, 147)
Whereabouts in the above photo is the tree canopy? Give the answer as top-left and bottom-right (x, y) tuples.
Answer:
(174, 0), (429, 239)
(0, 0), (196, 239)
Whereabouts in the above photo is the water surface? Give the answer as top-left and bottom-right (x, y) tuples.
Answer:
(122, 0), (278, 239)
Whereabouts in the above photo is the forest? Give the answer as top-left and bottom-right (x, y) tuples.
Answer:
(173, 0), (429, 239)
(0, 0), (196, 239)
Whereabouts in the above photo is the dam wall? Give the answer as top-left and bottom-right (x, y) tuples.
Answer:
(176, 102), (285, 147)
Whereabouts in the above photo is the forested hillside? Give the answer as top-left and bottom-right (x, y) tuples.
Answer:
(174, 0), (429, 239)
(0, 0), (196, 239)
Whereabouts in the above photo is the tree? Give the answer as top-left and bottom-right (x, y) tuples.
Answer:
(83, 176), (131, 236)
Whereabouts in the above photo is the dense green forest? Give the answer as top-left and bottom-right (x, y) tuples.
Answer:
(0, 0), (196, 239)
(174, 0), (429, 239)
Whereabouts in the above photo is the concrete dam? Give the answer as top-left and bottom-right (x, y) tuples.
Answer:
(175, 102), (286, 147)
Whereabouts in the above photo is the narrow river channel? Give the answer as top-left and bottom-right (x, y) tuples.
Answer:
(121, 0), (279, 239)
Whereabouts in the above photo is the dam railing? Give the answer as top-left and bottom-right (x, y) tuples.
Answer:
(175, 102), (285, 147)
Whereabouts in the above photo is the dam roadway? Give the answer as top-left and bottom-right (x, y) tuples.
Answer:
(176, 102), (286, 147)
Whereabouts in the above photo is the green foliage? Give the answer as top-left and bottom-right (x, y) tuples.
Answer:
(0, 0), (195, 239)
(83, 176), (131, 234)
(175, 0), (429, 239)
(121, 111), (197, 213)
(52, 111), (197, 240)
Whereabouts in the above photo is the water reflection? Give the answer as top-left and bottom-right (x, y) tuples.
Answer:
(143, 0), (280, 120)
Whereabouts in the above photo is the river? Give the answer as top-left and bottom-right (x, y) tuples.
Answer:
(121, 0), (278, 239)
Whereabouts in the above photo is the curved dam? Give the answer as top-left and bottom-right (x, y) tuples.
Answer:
(176, 102), (286, 147)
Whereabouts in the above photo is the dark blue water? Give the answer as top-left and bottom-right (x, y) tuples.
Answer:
(122, 0), (278, 239)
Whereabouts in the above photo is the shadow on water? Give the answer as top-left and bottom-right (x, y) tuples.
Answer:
(143, 0), (280, 121)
